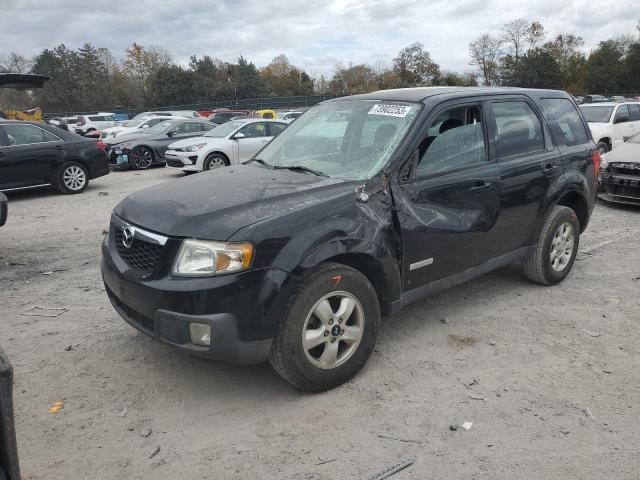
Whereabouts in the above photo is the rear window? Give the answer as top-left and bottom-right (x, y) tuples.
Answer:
(540, 98), (589, 147)
(490, 101), (545, 158)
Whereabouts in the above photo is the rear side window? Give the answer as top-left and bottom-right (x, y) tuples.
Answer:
(629, 104), (640, 121)
(540, 98), (589, 147)
(88, 116), (101, 121)
(3, 124), (60, 145)
(490, 101), (544, 158)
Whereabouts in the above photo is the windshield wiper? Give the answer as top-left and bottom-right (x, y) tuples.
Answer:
(249, 158), (274, 168)
(272, 165), (327, 177)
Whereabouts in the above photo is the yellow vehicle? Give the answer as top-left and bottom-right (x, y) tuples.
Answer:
(254, 109), (277, 119)
(3, 107), (43, 122)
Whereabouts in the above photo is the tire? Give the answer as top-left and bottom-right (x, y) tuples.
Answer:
(55, 161), (89, 194)
(523, 205), (580, 285)
(203, 153), (228, 171)
(129, 146), (154, 170)
(596, 141), (609, 155)
(269, 262), (380, 392)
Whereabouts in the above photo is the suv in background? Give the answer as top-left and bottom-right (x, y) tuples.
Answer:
(102, 87), (598, 392)
(580, 102), (640, 153)
(75, 113), (118, 135)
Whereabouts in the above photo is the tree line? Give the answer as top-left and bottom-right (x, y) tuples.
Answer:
(1, 18), (639, 113)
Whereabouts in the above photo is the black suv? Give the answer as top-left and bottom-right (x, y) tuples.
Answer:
(102, 87), (598, 392)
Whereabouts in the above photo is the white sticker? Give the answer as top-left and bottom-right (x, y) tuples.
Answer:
(368, 104), (412, 118)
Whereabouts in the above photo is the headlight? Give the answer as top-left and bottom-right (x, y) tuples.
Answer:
(179, 143), (207, 152)
(172, 239), (253, 277)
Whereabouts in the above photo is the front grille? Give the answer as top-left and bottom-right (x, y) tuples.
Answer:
(114, 227), (163, 276)
(609, 162), (640, 177)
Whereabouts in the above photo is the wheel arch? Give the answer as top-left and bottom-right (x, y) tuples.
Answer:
(556, 189), (590, 233)
(205, 151), (230, 166)
(597, 137), (611, 150)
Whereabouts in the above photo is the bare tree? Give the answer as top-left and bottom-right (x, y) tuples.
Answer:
(0, 52), (32, 73)
(527, 21), (546, 50)
(502, 18), (529, 62)
(469, 34), (503, 86)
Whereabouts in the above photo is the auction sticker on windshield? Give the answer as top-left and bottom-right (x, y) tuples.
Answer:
(368, 104), (412, 117)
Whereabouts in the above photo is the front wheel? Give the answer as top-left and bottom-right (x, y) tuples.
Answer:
(129, 146), (154, 170)
(596, 141), (609, 155)
(269, 263), (380, 392)
(523, 205), (580, 285)
(55, 161), (89, 194)
(203, 153), (229, 171)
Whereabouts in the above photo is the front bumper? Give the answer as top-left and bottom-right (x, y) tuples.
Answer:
(165, 150), (200, 171)
(101, 227), (290, 364)
(598, 163), (640, 206)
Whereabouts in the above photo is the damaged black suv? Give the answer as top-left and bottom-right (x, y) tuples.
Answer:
(102, 87), (599, 391)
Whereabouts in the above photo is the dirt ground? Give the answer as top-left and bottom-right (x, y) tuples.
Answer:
(1, 167), (639, 480)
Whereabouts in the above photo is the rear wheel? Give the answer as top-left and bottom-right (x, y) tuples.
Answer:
(129, 146), (154, 170)
(523, 205), (580, 285)
(203, 153), (228, 171)
(269, 263), (380, 392)
(55, 161), (89, 194)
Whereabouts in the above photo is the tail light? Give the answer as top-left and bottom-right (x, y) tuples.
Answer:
(592, 149), (601, 180)
(96, 140), (105, 151)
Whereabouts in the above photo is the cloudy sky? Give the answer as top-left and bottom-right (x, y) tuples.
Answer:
(2, 0), (639, 76)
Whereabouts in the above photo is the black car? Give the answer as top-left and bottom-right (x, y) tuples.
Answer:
(0, 120), (109, 194)
(102, 87), (598, 392)
(106, 119), (215, 169)
(0, 192), (7, 226)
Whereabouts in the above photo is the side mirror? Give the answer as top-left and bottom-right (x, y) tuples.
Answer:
(233, 132), (246, 139)
(167, 131), (177, 137)
(0, 193), (7, 227)
(614, 115), (629, 124)
(142, 124), (149, 129)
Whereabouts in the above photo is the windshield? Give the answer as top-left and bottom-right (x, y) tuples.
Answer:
(146, 120), (176, 135)
(204, 120), (245, 138)
(253, 100), (421, 179)
(580, 105), (614, 123)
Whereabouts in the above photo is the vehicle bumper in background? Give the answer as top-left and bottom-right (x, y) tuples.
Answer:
(100, 233), (288, 365)
(165, 150), (200, 171)
(598, 163), (640, 206)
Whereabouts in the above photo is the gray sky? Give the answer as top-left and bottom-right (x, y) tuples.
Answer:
(2, 0), (639, 77)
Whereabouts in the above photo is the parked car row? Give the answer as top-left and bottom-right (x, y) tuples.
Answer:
(579, 101), (640, 153)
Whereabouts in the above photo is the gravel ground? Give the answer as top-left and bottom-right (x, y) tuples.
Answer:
(1, 167), (639, 480)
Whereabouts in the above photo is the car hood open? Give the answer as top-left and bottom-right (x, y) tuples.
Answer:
(114, 164), (355, 240)
(604, 142), (640, 164)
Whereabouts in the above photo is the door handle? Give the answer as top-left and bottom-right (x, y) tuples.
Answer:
(542, 163), (558, 175)
(55, 145), (63, 150)
(469, 181), (491, 193)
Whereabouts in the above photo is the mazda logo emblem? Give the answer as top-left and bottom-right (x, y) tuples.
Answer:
(122, 226), (134, 249)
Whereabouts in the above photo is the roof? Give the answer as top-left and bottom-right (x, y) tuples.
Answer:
(0, 73), (49, 89)
(337, 86), (568, 103)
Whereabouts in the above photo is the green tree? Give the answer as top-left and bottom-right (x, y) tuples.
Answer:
(393, 43), (440, 86)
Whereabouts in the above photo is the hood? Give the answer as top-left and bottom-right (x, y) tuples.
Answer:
(114, 164), (355, 240)
(603, 142), (640, 165)
(588, 122), (610, 138)
(167, 136), (213, 148)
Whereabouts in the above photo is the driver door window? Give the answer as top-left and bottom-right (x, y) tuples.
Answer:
(415, 105), (487, 177)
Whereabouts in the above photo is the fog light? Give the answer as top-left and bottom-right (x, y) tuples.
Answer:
(189, 323), (211, 346)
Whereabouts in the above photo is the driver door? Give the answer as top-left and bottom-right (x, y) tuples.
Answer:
(236, 122), (271, 161)
(612, 105), (634, 147)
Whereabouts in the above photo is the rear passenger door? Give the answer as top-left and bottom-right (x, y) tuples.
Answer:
(0, 123), (63, 189)
(396, 101), (502, 290)
(540, 97), (594, 199)
(486, 98), (564, 254)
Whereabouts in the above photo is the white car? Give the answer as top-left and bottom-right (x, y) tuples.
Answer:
(165, 119), (288, 172)
(75, 112), (118, 135)
(100, 115), (173, 141)
(279, 111), (303, 122)
(131, 110), (202, 120)
(579, 102), (640, 153)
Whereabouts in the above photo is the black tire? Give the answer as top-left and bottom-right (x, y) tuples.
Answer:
(55, 161), (89, 194)
(269, 262), (380, 392)
(203, 153), (229, 171)
(523, 205), (580, 285)
(129, 146), (154, 170)
(596, 141), (609, 155)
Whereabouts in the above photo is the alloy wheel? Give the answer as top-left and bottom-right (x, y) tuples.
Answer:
(550, 222), (575, 272)
(63, 165), (86, 191)
(131, 148), (153, 169)
(302, 291), (365, 369)
(206, 156), (226, 170)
